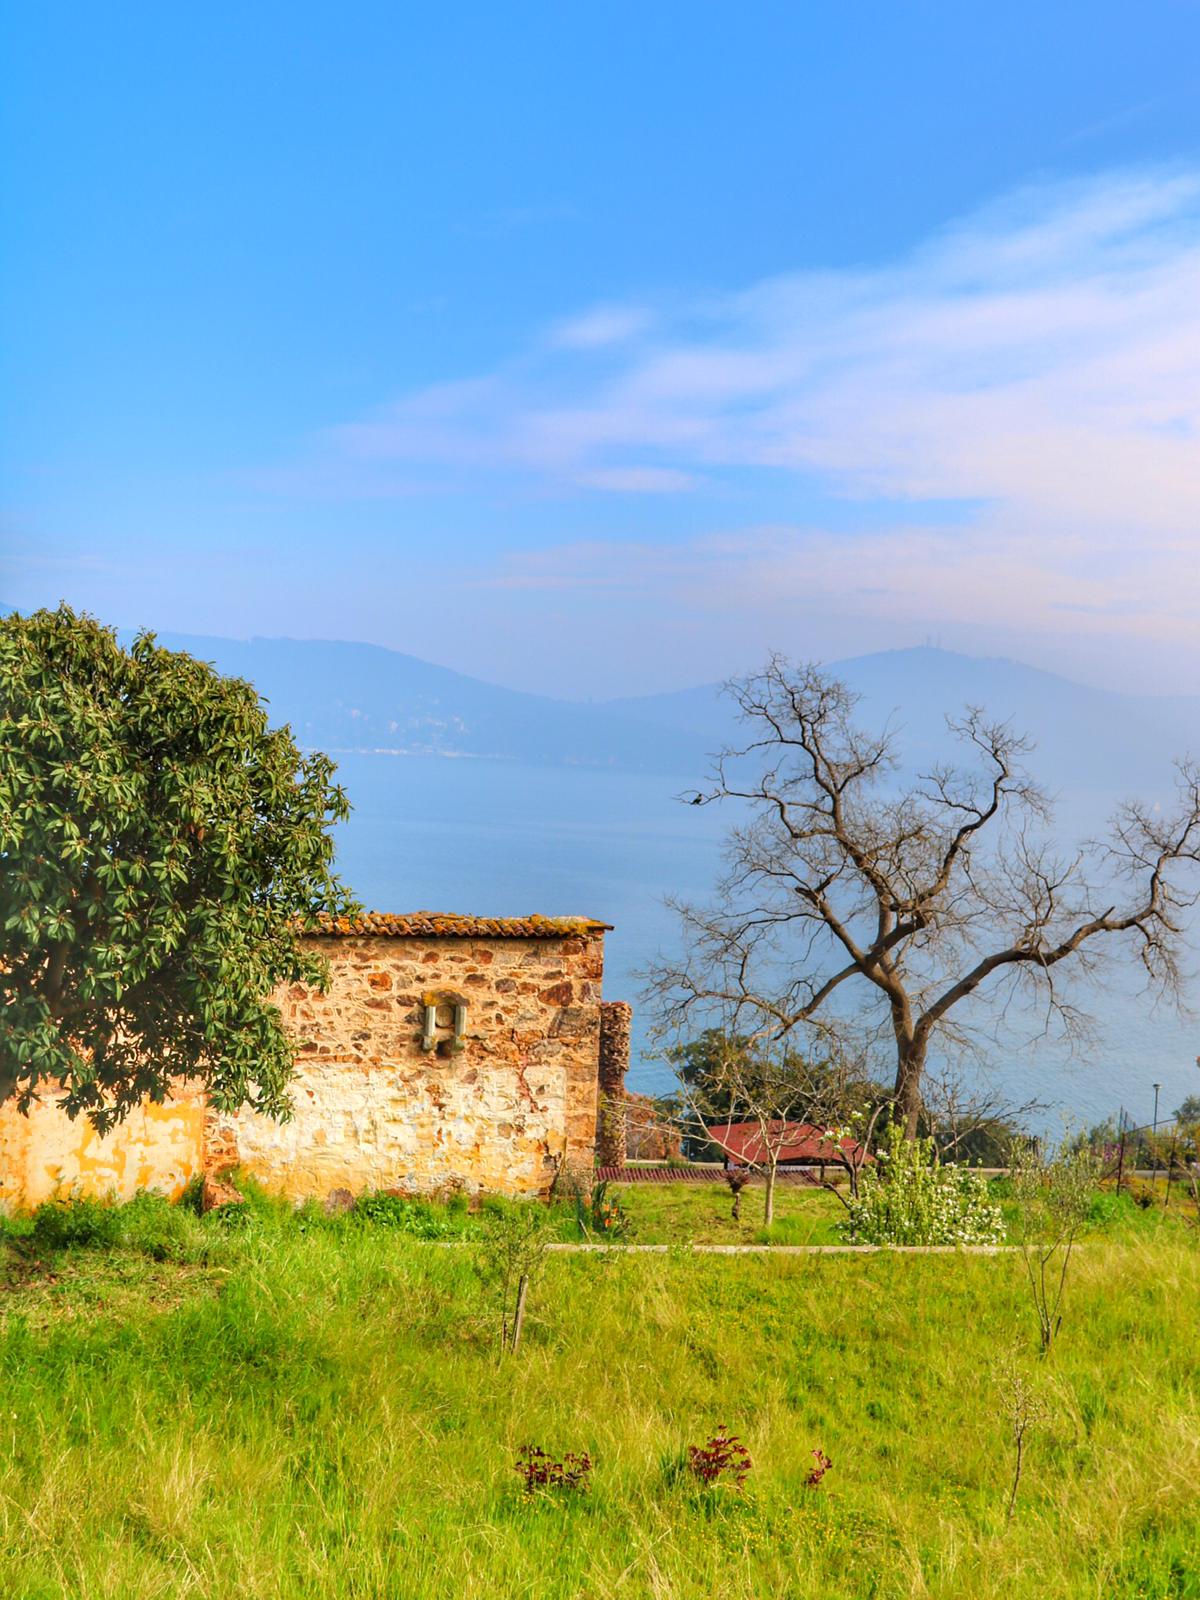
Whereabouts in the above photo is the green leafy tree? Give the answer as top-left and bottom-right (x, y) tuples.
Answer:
(0, 605), (358, 1129)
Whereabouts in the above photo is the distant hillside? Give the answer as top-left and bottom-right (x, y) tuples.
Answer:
(609, 646), (1200, 793)
(7, 603), (1200, 789)
(145, 631), (705, 772)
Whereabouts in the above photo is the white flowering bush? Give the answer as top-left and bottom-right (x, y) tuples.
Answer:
(845, 1123), (1005, 1246)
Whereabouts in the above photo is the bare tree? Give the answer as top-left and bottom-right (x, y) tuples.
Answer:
(921, 1064), (1044, 1164)
(1008, 1138), (1097, 1353)
(649, 657), (1200, 1137)
(675, 1027), (877, 1225)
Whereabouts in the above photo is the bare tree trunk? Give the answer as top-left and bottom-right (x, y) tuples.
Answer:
(764, 1159), (778, 1228)
(894, 1037), (927, 1138)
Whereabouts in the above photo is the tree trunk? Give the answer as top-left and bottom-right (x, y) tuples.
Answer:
(893, 1036), (927, 1139)
(510, 1273), (529, 1355)
(763, 1161), (777, 1228)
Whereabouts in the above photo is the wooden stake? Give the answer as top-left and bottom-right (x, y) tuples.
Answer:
(510, 1273), (529, 1355)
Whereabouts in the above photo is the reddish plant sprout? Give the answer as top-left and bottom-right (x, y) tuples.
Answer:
(805, 1448), (833, 1489)
(515, 1444), (593, 1496)
(687, 1427), (753, 1491)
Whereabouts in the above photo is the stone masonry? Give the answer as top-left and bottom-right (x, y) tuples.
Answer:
(595, 999), (632, 1167)
(0, 912), (615, 1211)
(207, 914), (610, 1200)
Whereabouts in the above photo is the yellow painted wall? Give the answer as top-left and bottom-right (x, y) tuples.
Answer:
(0, 1086), (205, 1214)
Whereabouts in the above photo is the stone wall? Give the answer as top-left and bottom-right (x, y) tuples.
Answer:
(596, 999), (632, 1166)
(208, 929), (606, 1200)
(0, 920), (610, 1212)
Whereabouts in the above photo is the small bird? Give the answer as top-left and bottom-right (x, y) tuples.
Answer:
(691, 793), (704, 805)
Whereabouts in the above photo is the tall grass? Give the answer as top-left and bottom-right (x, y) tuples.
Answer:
(0, 1193), (1197, 1598)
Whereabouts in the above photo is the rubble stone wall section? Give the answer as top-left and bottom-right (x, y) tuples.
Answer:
(595, 1000), (632, 1167)
(207, 931), (606, 1200)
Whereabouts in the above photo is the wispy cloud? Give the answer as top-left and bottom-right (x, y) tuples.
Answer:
(267, 167), (1200, 672)
(550, 305), (653, 350)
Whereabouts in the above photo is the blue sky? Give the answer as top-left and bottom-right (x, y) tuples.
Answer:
(5, 1), (1200, 695)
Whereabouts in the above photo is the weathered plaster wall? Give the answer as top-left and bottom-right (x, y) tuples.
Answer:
(210, 931), (605, 1200)
(0, 1085), (205, 1213)
(1, 927), (607, 1212)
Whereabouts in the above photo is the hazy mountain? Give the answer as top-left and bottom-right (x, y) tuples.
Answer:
(145, 631), (703, 772)
(610, 647), (1200, 794)
(9, 603), (1200, 791)
(8, 607), (1200, 1113)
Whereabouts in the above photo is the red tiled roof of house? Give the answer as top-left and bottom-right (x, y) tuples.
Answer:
(306, 912), (611, 939)
(704, 1119), (867, 1165)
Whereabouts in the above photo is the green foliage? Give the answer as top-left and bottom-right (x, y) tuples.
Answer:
(30, 1195), (121, 1251)
(25, 1191), (218, 1264)
(353, 1192), (478, 1239)
(846, 1124), (1005, 1246)
(1086, 1187), (1141, 1229)
(0, 604), (358, 1128)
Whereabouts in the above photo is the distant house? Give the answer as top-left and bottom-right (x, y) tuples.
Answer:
(704, 1119), (867, 1175)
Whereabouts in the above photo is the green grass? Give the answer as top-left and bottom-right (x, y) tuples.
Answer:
(610, 1179), (848, 1244)
(1, 1189), (1198, 1597)
(609, 1176), (1197, 1247)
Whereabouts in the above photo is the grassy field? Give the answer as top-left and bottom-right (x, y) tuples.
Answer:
(1, 1189), (1198, 1599)
(607, 1179), (848, 1244)
(608, 1174), (1197, 1247)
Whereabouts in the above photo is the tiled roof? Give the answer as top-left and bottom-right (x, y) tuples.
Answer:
(306, 912), (611, 939)
(705, 1120), (868, 1165)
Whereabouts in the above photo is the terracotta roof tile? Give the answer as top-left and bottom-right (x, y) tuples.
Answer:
(306, 912), (611, 939)
(705, 1120), (869, 1165)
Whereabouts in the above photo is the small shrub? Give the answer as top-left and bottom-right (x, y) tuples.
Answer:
(353, 1192), (474, 1239)
(575, 1179), (629, 1239)
(30, 1196), (120, 1251)
(687, 1427), (753, 1491)
(514, 1444), (593, 1496)
(1009, 1138), (1096, 1352)
(476, 1203), (551, 1354)
(846, 1124), (1005, 1246)
(118, 1191), (213, 1263)
(996, 1344), (1049, 1521)
(1087, 1188), (1139, 1229)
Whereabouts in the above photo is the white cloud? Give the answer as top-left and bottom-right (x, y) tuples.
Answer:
(281, 167), (1200, 674)
(550, 305), (653, 349)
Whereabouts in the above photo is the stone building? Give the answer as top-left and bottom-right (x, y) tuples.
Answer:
(0, 912), (630, 1212)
